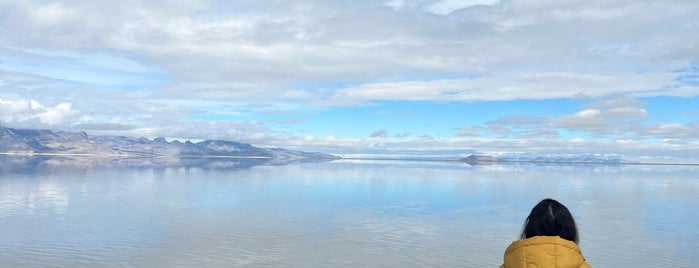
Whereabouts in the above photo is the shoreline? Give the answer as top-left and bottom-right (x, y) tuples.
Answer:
(335, 157), (699, 167)
(2, 152), (698, 167)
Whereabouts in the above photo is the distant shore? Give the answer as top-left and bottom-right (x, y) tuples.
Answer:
(337, 157), (699, 167)
(2, 152), (698, 166)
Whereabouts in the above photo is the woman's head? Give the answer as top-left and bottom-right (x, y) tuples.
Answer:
(521, 198), (579, 244)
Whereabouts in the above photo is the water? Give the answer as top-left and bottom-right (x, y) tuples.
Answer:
(1, 156), (697, 267)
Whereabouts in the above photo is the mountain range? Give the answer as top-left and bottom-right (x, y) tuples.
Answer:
(0, 125), (337, 160)
(0, 125), (634, 166)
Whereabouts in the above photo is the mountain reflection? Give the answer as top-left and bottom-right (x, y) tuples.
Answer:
(0, 155), (334, 174)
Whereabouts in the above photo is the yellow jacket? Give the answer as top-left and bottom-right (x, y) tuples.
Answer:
(500, 236), (591, 268)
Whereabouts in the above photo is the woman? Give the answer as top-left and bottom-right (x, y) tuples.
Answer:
(500, 198), (591, 268)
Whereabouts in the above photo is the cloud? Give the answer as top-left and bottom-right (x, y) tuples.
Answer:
(486, 116), (549, 128)
(419, 135), (434, 140)
(0, 69), (63, 87)
(638, 122), (699, 140)
(370, 129), (389, 138)
(550, 96), (648, 136)
(0, 96), (276, 144)
(516, 129), (560, 140)
(325, 72), (683, 105)
(71, 123), (136, 131)
(30, 2), (76, 26)
(456, 95), (697, 144)
(456, 125), (481, 137)
(428, 0), (501, 15)
(3, 1), (696, 100)
(281, 117), (310, 125)
(394, 132), (410, 138)
(0, 48), (170, 90)
(569, 138), (586, 143)
(486, 125), (511, 137)
(0, 98), (80, 127)
(1, 1), (697, 112)
(484, 116), (552, 139)
(585, 95), (645, 109)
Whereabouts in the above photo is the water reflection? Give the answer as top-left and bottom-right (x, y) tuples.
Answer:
(0, 155), (331, 175)
(0, 157), (697, 267)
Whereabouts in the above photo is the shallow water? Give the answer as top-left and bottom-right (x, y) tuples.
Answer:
(1, 157), (697, 267)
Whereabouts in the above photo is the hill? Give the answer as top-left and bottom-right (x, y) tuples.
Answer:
(0, 125), (338, 160)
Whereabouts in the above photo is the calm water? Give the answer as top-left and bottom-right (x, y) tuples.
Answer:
(0, 156), (697, 267)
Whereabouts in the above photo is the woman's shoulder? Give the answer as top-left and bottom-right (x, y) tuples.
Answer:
(502, 236), (589, 267)
(505, 235), (581, 253)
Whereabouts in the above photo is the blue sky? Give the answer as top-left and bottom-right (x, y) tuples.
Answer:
(0, 0), (698, 160)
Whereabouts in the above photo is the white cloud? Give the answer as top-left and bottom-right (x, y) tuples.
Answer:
(515, 129), (559, 140)
(569, 109), (602, 119)
(36, 102), (74, 125)
(3, 0), (695, 95)
(325, 72), (681, 105)
(0, 48), (169, 89)
(370, 129), (389, 138)
(487, 116), (548, 128)
(585, 95), (644, 109)
(0, 98), (79, 126)
(475, 95), (698, 145)
(428, 0), (500, 15)
(456, 125), (481, 137)
(486, 125), (510, 137)
(30, 2), (75, 25)
(394, 132), (410, 138)
(569, 138), (586, 143)
(550, 96), (648, 136)
(1, 1), (696, 107)
(639, 122), (699, 140)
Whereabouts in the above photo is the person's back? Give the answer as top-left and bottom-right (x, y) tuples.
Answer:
(500, 235), (590, 268)
(499, 198), (591, 268)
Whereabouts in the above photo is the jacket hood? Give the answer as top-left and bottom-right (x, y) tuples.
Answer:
(500, 236), (591, 268)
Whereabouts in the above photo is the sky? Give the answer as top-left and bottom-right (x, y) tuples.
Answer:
(0, 0), (698, 160)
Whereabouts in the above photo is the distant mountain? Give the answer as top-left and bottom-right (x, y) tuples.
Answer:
(460, 154), (500, 163)
(498, 154), (626, 164)
(0, 125), (338, 160)
(460, 154), (627, 164)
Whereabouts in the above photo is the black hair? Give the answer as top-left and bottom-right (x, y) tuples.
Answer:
(520, 198), (579, 244)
